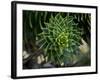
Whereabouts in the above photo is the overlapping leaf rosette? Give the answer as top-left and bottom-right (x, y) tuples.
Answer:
(37, 13), (82, 66)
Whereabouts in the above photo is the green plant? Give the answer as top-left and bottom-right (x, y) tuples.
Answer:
(23, 11), (91, 68)
(37, 13), (82, 66)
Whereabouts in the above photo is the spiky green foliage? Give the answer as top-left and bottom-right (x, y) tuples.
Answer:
(37, 14), (82, 66)
(23, 11), (91, 67)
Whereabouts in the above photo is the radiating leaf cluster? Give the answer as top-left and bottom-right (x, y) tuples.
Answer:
(37, 14), (82, 66)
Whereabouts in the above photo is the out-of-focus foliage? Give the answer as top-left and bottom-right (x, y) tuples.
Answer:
(71, 13), (91, 44)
